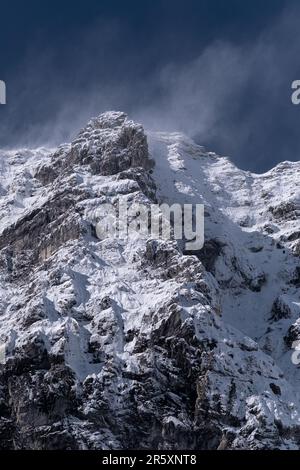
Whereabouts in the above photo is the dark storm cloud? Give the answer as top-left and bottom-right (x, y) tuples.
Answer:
(0, 0), (299, 172)
(136, 3), (300, 172)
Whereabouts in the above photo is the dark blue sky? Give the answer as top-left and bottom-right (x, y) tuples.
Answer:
(0, 0), (300, 171)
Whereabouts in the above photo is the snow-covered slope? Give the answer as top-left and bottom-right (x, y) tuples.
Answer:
(150, 132), (300, 386)
(0, 112), (299, 449)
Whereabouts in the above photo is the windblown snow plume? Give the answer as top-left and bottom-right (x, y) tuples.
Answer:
(0, 112), (299, 449)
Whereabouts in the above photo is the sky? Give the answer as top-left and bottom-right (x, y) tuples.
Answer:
(0, 0), (300, 172)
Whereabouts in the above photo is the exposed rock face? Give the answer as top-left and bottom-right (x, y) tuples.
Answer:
(0, 112), (299, 449)
(284, 319), (300, 348)
(68, 112), (151, 174)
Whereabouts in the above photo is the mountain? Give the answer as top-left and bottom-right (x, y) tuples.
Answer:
(0, 111), (299, 450)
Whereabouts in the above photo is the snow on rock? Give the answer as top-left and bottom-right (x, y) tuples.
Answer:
(0, 112), (299, 449)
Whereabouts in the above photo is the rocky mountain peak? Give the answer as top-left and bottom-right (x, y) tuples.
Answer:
(0, 113), (299, 450)
(69, 111), (152, 175)
(84, 111), (128, 130)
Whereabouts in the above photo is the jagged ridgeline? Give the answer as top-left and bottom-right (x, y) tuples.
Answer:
(0, 112), (299, 449)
